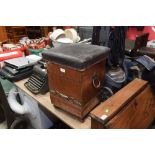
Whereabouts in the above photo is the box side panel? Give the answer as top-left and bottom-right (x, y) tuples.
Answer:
(47, 63), (82, 102)
(106, 85), (155, 129)
(81, 60), (106, 103)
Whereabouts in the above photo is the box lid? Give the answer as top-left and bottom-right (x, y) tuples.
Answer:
(42, 44), (110, 70)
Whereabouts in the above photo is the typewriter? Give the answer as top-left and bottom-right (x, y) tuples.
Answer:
(24, 61), (49, 94)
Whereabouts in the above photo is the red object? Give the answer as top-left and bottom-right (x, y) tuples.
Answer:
(0, 50), (23, 62)
(29, 42), (46, 49)
(45, 37), (51, 46)
(3, 46), (27, 52)
(3, 46), (29, 56)
(143, 26), (155, 40)
(127, 26), (155, 41)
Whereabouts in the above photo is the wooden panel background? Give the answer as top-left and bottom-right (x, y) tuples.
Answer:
(0, 26), (8, 42)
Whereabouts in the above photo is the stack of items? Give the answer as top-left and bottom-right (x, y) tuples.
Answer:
(0, 44), (24, 67)
(0, 37), (51, 63)
(0, 56), (41, 81)
(19, 37), (49, 48)
(19, 37), (51, 56)
(49, 28), (80, 47)
(3, 43), (26, 51)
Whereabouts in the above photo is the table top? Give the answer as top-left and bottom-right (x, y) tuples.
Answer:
(14, 78), (91, 129)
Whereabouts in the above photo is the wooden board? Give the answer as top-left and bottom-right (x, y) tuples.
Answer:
(91, 78), (155, 129)
(106, 85), (155, 128)
(0, 26), (8, 42)
(138, 47), (155, 59)
(14, 78), (91, 129)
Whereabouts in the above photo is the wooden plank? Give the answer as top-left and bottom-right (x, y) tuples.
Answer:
(91, 78), (148, 125)
(14, 78), (91, 129)
(106, 85), (155, 128)
(91, 118), (105, 129)
(0, 26), (8, 42)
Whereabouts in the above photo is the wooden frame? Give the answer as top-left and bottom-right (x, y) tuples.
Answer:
(91, 78), (155, 129)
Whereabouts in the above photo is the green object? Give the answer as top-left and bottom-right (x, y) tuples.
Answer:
(104, 108), (109, 113)
(28, 48), (44, 56)
(0, 78), (13, 95)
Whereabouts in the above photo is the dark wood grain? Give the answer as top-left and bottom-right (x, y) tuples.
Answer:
(91, 118), (106, 129)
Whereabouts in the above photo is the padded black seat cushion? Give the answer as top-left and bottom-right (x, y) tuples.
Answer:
(42, 44), (110, 70)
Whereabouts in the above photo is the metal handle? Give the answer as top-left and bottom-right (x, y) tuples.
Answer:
(92, 74), (101, 89)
